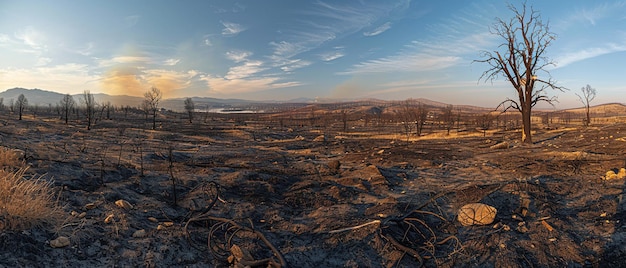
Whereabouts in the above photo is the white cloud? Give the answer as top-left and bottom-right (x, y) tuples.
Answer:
(164, 58), (180, 66)
(76, 42), (94, 56)
(35, 57), (52, 66)
(320, 51), (345, 61)
(14, 26), (47, 51)
(221, 21), (245, 36)
(225, 60), (265, 80)
(280, 59), (312, 72)
(363, 22), (392, 36)
(225, 50), (252, 63)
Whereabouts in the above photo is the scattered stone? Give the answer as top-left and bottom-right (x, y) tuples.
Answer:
(489, 142), (509, 150)
(132, 229), (146, 238)
(50, 236), (70, 248)
(148, 217), (158, 223)
(457, 203), (497, 226)
(78, 212), (87, 218)
(104, 214), (115, 224)
(70, 211), (78, 216)
(115, 199), (133, 210)
(84, 203), (97, 210)
(162, 221), (174, 227)
(313, 135), (326, 142)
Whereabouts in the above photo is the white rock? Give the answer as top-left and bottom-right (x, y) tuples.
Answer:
(115, 199), (133, 210)
(132, 229), (146, 238)
(457, 203), (497, 226)
(50, 236), (70, 248)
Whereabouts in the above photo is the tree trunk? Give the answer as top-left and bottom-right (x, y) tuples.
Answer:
(585, 106), (590, 126)
(521, 108), (532, 144)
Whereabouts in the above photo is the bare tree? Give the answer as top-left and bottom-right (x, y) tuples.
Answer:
(441, 105), (454, 135)
(576, 84), (596, 126)
(59, 94), (75, 124)
(475, 2), (564, 143)
(144, 87), (162, 130)
(184, 97), (195, 123)
(82, 90), (97, 130)
(414, 102), (429, 137)
(16, 94), (27, 120)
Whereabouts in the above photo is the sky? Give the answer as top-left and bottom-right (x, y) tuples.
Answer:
(0, 0), (625, 108)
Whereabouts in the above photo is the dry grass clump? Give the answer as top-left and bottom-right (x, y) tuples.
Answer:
(0, 147), (61, 231)
(0, 147), (23, 167)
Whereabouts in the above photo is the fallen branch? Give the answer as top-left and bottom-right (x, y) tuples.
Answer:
(328, 220), (381, 234)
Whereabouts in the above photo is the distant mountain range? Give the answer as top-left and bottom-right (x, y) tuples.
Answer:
(0, 87), (613, 114)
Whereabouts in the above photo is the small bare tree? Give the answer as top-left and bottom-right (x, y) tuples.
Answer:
(82, 90), (97, 130)
(59, 94), (75, 124)
(441, 105), (454, 135)
(16, 94), (27, 120)
(576, 84), (596, 126)
(184, 97), (195, 123)
(475, 2), (564, 143)
(144, 87), (162, 130)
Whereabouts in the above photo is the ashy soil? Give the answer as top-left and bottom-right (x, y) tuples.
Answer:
(1, 116), (625, 267)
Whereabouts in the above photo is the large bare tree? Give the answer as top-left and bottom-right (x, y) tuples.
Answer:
(476, 2), (564, 143)
(144, 87), (162, 130)
(576, 84), (596, 127)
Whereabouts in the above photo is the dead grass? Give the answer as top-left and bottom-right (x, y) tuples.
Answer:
(0, 147), (62, 231)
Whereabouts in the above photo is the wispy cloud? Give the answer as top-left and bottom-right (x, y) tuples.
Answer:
(363, 22), (392, 36)
(343, 3), (496, 75)
(320, 51), (345, 61)
(225, 60), (265, 80)
(163, 58), (180, 66)
(268, 0), (410, 70)
(225, 50), (252, 63)
(280, 59), (312, 72)
(341, 53), (460, 75)
(221, 21), (246, 36)
(14, 26), (47, 51)
(554, 43), (626, 68)
(201, 75), (301, 94)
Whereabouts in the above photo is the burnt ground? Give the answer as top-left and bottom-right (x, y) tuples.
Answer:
(1, 114), (626, 267)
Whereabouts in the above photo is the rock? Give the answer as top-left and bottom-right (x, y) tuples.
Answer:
(84, 203), (97, 210)
(50, 236), (70, 248)
(132, 229), (146, 238)
(162, 221), (174, 227)
(489, 142), (509, 150)
(78, 212), (87, 218)
(328, 160), (341, 173)
(457, 203), (497, 226)
(115, 199), (133, 210)
(618, 168), (626, 179)
(148, 217), (158, 223)
(313, 135), (326, 142)
(104, 214), (115, 224)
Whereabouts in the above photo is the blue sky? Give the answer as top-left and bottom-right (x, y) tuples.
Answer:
(0, 0), (624, 108)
